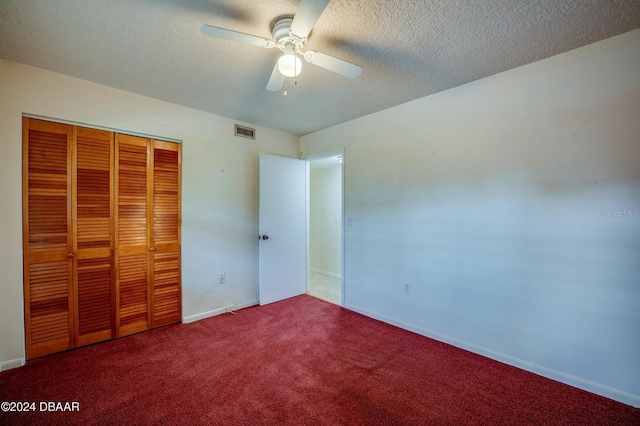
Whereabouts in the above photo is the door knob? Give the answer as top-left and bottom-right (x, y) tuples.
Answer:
(261, 235), (269, 240)
(67, 253), (74, 258)
(149, 247), (155, 251)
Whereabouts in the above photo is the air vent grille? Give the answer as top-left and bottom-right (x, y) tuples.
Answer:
(234, 124), (255, 140)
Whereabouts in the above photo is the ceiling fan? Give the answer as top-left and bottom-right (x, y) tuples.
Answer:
(200, 0), (362, 92)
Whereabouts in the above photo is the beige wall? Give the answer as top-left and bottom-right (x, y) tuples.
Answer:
(301, 29), (640, 406)
(310, 164), (342, 276)
(0, 59), (299, 369)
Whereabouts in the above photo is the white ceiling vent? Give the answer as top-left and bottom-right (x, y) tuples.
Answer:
(234, 124), (255, 140)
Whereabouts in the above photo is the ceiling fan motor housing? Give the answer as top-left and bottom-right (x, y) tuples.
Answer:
(272, 17), (306, 50)
(272, 17), (293, 43)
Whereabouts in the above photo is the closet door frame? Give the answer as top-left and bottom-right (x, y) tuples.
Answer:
(24, 117), (181, 358)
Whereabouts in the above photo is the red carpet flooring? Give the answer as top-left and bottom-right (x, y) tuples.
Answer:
(1, 295), (638, 425)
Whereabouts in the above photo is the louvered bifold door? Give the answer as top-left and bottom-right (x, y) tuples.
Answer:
(74, 127), (115, 346)
(151, 140), (182, 327)
(115, 135), (151, 336)
(23, 118), (74, 359)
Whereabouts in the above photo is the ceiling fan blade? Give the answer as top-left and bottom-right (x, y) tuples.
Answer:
(290, 0), (331, 38)
(266, 63), (285, 92)
(304, 51), (362, 79)
(200, 24), (273, 48)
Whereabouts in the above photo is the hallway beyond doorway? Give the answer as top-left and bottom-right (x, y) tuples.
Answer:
(308, 271), (341, 305)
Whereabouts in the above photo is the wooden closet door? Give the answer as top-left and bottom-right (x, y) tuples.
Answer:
(74, 127), (115, 346)
(115, 134), (151, 336)
(23, 118), (74, 359)
(150, 140), (182, 327)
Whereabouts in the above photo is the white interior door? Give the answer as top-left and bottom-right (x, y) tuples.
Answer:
(259, 153), (307, 305)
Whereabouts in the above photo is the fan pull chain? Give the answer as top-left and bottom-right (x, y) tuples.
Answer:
(283, 78), (287, 96)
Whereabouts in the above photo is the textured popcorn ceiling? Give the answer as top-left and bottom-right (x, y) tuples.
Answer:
(1, 1), (639, 136)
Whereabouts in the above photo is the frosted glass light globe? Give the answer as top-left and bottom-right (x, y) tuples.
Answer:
(278, 53), (302, 77)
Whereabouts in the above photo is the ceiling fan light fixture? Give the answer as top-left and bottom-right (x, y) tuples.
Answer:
(200, 0), (363, 92)
(278, 53), (302, 77)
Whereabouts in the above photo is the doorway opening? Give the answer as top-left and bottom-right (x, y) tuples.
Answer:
(306, 153), (344, 306)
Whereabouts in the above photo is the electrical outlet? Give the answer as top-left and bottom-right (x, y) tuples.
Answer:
(404, 283), (411, 294)
(218, 272), (226, 284)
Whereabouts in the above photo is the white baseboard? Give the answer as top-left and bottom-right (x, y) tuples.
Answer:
(343, 302), (640, 408)
(310, 268), (342, 279)
(0, 358), (25, 372)
(183, 298), (259, 324)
